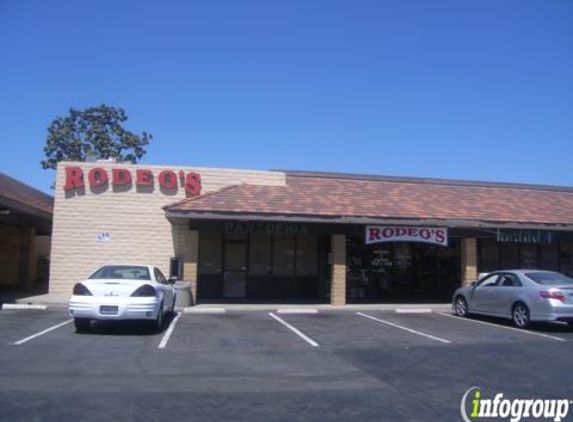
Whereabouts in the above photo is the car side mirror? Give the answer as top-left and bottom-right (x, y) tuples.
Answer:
(471, 281), (477, 287)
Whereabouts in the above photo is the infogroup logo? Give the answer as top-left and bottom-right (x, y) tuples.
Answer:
(460, 387), (571, 422)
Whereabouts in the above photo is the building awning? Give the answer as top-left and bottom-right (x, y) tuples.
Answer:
(164, 172), (573, 230)
(0, 172), (53, 234)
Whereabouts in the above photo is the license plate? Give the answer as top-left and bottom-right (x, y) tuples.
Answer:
(100, 305), (118, 315)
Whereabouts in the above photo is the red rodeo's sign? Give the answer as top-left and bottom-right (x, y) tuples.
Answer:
(365, 225), (448, 247)
(63, 166), (202, 196)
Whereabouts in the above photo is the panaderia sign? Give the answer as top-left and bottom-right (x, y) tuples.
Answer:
(63, 166), (202, 196)
(365, 225), (448, 246)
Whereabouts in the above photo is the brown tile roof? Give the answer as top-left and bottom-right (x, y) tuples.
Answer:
(166, 174), (573, 225)
(0, 173), (54, 215)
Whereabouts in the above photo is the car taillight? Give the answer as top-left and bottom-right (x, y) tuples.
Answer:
(131, 284), (156, 297)
(73, 283), (92, 296)
(539, 291), (566, 302)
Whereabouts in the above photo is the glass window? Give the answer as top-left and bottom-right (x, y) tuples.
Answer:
(521, 244), (538, 269)
(225, 232), (248, 241)
(479, 239), (499, 272)
(525, 271), (573, 286)
(199, 232), (222, 274)
(89, 265), (150, 280)
(225, 243), (247, 271)
(477, 274), (500, 287)
(541, 243), (559, 271)
(273, 234), (295, 275)
(249, 234), (272, 275)
(154, 268), (167, 284)
(500, 244), (519, 269)
(295, 235), (317, 276)
(499, 273), (521, 287)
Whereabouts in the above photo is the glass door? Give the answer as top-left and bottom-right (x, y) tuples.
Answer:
(223, 239), (248, 298)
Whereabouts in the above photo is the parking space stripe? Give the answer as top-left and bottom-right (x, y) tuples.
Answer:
(357, 312), (452, 344)
(12, 319), (74, 346)
(436, 312), (567, 342)
(158, 312), (182, 349)
(269, 312), (319, 347)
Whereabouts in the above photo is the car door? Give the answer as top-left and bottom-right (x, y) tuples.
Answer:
(470, 273), (500, 314)
(492, 273), (522, 317)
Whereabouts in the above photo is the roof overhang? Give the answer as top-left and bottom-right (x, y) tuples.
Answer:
(165, 210), (573, 232)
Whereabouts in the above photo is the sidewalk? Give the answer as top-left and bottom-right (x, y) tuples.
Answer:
(0, 292), (451, 312)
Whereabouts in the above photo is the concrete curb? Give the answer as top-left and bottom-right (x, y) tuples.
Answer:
(183, 307), (226, 314)
(1, 304), (48, 310)
(277, 309), (319, 314)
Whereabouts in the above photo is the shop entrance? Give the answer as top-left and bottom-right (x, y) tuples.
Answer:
(223, 237), (248, 298)
(196, 228), (329, 303)
(346, 236), (461, 303)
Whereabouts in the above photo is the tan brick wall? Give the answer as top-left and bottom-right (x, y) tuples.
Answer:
(50, 161), (286, 294)
(330, 234), (346, 306)
(461, 238), (478, 286)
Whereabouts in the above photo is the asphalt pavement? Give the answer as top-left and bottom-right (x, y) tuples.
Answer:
(1, 308), (572, 422)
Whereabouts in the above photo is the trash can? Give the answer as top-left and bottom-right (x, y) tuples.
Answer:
(174, 281), (193, 310)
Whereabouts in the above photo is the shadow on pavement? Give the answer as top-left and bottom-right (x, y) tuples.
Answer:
(73, 312), (177, 336)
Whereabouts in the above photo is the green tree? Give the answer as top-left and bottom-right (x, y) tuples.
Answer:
(41, 104), (152, 170)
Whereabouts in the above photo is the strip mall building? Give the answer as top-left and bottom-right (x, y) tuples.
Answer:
(50, 161), (573, 305)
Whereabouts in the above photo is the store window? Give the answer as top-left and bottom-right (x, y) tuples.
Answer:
(199, 232), (222, 274)
(500, 243), (519, 269)
(560, 239), (573, 277)
(273, 234), (296, 275)
(295, 235), (317, 276)
(541, 243), (559, 271)
(479, 239), (499, 272)
(249, 234), (272, 275)
(520, 244), (538, 269)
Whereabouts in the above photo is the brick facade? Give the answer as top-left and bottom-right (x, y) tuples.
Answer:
(461, 238), (478, 286)
(49, 162), (285, 294)
(330, 234), (346, 306)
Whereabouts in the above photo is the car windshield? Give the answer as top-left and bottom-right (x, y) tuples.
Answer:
(89, 265), (151, 280)
(525, 271), (573, 286)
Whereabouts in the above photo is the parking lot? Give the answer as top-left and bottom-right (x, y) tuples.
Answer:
(1, 307), (573, 422)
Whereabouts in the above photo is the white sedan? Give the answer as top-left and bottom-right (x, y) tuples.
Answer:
(69, 264), (176, 332)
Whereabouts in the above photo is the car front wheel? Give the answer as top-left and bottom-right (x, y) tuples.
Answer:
(454, 296), (469, 317)
(512, 303), (530, 329)
(74, 318), (91, 333)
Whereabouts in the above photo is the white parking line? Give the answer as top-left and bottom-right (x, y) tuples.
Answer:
(436, 312), (567, 342)
(269, 312), (319, 347)
(395, 308), (432, 314)
(12, 319), (74, 346)
(158, 312), (182, 349)
(357, 312), (451, 344)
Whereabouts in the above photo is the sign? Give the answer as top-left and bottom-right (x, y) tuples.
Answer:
(365, 225), (448, 246)
(64, 166), (202, 196)
(225, 221), (309, 235)
(497, 229), (554, 244)
(95, 231), (112, 242)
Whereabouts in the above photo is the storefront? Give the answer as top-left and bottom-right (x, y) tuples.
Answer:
(49, 162), (573, 305)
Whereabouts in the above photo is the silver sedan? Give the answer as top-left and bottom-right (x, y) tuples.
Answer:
(452, 270), (573, 328)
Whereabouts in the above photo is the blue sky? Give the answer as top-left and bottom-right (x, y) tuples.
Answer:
(1, 0), (572, 194)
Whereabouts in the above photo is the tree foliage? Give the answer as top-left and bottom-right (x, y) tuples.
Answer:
(41, 104), (152, 170)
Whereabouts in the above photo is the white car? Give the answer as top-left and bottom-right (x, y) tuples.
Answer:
(69, 264), (176, 332)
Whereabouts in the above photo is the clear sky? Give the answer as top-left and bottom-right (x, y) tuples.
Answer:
(1, 0), (572, 194)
